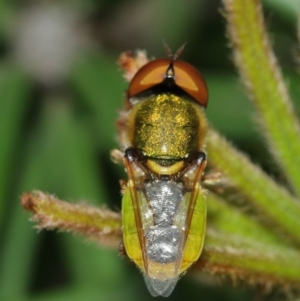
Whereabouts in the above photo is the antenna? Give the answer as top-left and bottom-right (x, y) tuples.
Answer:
(173, 42), (187, 60)
(162, 39), (173, 58)
(162, 40), (187, 60)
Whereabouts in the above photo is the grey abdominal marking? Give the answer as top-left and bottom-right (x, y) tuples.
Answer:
(144, 181), (184, 263)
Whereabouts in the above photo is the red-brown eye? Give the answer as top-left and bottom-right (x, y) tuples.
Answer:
(128, 59), (170, 98)
(128, 59), (208, 108)
(173, 60), (208, 108)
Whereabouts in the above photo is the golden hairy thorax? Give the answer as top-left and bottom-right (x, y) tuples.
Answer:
(126, 93), (207, 171)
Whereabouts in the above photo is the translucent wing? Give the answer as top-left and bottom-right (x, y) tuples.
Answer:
(144, 274), (178, 297)
(122, 153), (206, 297)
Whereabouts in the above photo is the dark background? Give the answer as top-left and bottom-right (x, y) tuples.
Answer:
(0, 0), (299, 300)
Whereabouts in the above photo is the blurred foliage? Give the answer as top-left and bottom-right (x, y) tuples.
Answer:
(0, 0), (299, 300)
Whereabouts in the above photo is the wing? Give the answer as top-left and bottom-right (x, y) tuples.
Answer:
(122, 155), (181, 297)
(179, 183), (206, 273)
(122, 155), (150, 274)
(122, 153), (206, 297)
(179, 154), (207, 272)
(143, 274), (178, 297)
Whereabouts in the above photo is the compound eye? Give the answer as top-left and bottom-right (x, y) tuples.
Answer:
(173, 60), (208, 107)
(128, 58), (208, 108)
(128, 59), (170, 98)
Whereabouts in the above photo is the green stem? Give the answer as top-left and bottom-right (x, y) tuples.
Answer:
(21, 189), (122, 248)
(207, 193), (282, 245)
(206, 128), (300, 245)
(197, 229), (300, 288)
(222, 0), (300, 196)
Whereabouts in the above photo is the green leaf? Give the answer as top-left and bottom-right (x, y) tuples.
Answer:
(0, 66), (32, 224)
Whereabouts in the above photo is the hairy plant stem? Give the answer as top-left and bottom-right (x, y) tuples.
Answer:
(222, 0), (300, 196)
